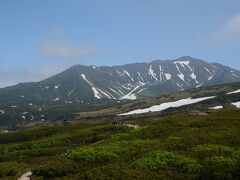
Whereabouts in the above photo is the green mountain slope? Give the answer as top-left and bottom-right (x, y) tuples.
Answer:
(0, 109), (240, 179)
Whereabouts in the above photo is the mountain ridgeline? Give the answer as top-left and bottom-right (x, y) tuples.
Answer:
(0, 56), (240, 127)
(1, 56), (240, 104)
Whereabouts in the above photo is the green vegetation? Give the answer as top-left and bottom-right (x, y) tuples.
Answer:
(135, 150), (202, 173)
(0, 109), (240, 179)
(0, 161), (27, 177)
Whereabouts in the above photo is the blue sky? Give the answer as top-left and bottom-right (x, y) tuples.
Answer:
(0, 0), (240, 87)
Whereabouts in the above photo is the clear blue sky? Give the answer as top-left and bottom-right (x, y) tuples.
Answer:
(0, 0), (240, 87)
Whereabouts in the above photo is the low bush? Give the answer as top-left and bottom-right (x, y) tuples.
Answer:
(0, 161), (27, 177)
(34, 158), (77, 178)
(203, 156), (237, 179)
(192, 144), (235, 159)
(135, 150), (202, 174)
(68, 146), (119, 164)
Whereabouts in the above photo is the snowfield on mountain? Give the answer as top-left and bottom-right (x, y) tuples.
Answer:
(119, 96), (215, 115)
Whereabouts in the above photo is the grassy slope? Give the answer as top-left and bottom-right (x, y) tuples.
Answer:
(0, 109), (240, 179)
(75, 82), (240, 119)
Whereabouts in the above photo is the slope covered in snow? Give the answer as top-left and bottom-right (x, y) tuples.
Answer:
(231, 101), (240, 108)
(119, 96), (215, 115)
(227, 89), (240, 95)
(209, 106), (223, 110)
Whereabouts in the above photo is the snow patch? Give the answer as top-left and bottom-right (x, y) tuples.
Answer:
(175, 64), (185, 81)
(81, 73), (105, 99)
(232, 74), (240, 78)
(54, 85), (60, 89)
(196, 83), (204, 88)
(119, 96), (215, 115)
(204, 67), (211, 73)
(97, 89), (112, 99)
(0, 110), (5, 115)
(174, 61), (193, 72)
(231, 101), (240, 108)
(227, 89), (240, 95)
(209, 106), (223, 110)
(105, 90), (116, 99)
(208, 74), (215, 81)
(137, 72), (145, 84)
(120, 86), (140, 100)
(53, 97), (60, 101)
(109, 88), (123, 96)
(178, 74), (185, 81)
(67, 88), (75, 97)
(81, 74), (94, 86)
(137, 88), (146, 94)
(190, 72), (198, 84)
(148, 65), (158, 81)
(165, 73), (172, 80)
(123, 70), (134, 81)
(159, 65), (163, 82)
(91, 87), (102, 99)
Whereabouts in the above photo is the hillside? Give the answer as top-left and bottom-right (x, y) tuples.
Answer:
(0, 110), (240, 179)
(1, 56), (240, 127)
(0, 79), (240, 179)
(75, 81), (240, 121)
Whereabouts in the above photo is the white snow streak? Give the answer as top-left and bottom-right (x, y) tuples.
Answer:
(81, 74), (94, 86)
(196, 83), (204, 88)
(137, 88), (146, 94)
(231, 101), (240, 108)
(53, 97), (60, 101)
(174, 61), (192, 71)
(175, 64), (185, 82)
(67, 88), (75, 97)
(148, 65), (158, 81)
(123, 71), (134, 81)
(109, 88), (123, 96)
(137, 72), (145, 84)
(97, 89), (111, 99)
(208, 74), (215, 81)
(120, 86), (140, 100)
(159, 65), (163, 82)
(209, 106), (223, 110)
(91, 87), (102, 99)
(0, 110), (5, 115)
(227, 89), (240, 95)
(165, 73), (172, 80)
(232, 74), (240, 78)
(81, 74), (102, 99)
(54, 85), (60, 89)
(119, 96), (215, 115)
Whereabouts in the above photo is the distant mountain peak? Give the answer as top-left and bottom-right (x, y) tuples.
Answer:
(0, 56), (239, 104)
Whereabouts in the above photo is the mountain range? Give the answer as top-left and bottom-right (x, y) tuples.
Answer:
(1, 56), (240, 103)
(0, 56), (240, 127)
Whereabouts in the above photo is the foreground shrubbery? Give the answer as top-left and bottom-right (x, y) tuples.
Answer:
(0, 161), (27, 177)
(0, 110), (240, 179)
(68, 146), (119, 164)
(192, 144), (235, 159)
(135, 150), (202, 173)
(33, 158), (77, 178)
